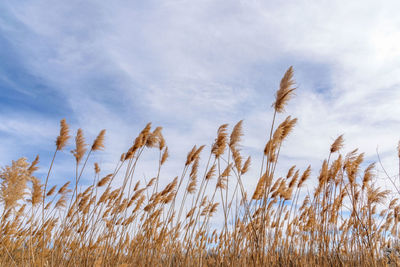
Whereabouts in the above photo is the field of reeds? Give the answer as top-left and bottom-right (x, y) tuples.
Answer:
(1, 67), (400, 266)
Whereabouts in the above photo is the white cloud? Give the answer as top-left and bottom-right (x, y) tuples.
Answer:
(1, 0), (400, 209)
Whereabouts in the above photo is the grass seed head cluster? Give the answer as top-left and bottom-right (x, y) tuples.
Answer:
(1, 67), (399, 266)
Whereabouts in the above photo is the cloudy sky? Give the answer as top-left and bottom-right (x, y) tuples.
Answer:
(1, 0), (400, 200)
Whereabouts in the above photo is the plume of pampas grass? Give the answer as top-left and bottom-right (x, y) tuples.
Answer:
(56, 118), (70, 150)
(161, 147), (169, 165)
(273, 66), (296, 113)
(28, 155), (40, 175)
(0, 158), (30, 210)
(98, 174), (113, 187)
(92, 129), (106, 151)
(331, 134), (344, 153)
(212, 124), (229, 158)
(94, 163), (101, 174)
(29, 177), (43, 206)
(241, 156), (251, 175)
(206, 164), (216, 180)
(230, 120), (243, 148)
(46, 185), (57, 196)
(71, 129), (87, 164)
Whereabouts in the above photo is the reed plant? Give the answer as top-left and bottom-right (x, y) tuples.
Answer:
(0, 67), (399, 266)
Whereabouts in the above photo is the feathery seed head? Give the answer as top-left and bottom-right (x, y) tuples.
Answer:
(211, 124), (229, 158)
(46, 185), (57, 196)
(28, 155), (40, 175)
(241, 156), (251, 175)
(230, 120), (243, 149)
(94, 162), (100, 174)
(92, 129), (106, 151)
(161, 147), (169, 165)
(97, 174), (112, 187)
(206, 164), (216, 180)
(273, 66), (296, 113)
(331, 134), (344, 153)
(56, 118), (70, 150)
(71, 129), (87, 164)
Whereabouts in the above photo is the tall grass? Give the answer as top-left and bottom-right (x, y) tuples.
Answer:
(1, 67), (399, 266)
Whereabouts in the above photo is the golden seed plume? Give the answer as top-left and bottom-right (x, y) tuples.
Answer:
(0, 158), (30, 210)
(46, 185), (57, 196)
(362, 163), (375, 190)
(212, 124), (229, 157)
(97, 174), (113, 187)
(140, 123), (152, 145)
(187, 178), (197, 194)
(71, 129), (87, 164)
(281, 117), (297, 141)
(55, 194), (67, 209)
(98, 187), (111, 204)
(252, 173), (267, 200)
(298, 165), (311, 188)
(221, 163), (232, 178)
(133, 181), (140, 191)
(210, 203), (219, 214)
(190, 158), (199, 180)
(273, 66), (296, 113)
(193, 145), (205, 160)
(286, 165), (296, 179)
(147, 177), (157, 187)
(58, 181), (71, 194)
(241, 156), (251, 175)
(271, 178), (283, 193)
(146, 127), (162, 148)
(330, 134), (344, 153)
(230, 120), (243, 148)
(206, 164), (216, 180)
(92, 129), (106, 151)
(159, 135), (166, 150)
(161, 147), (169, 165)
(185, 145), (197, 166)
(28, 155), (40, 175)
(264, 140), (273, 156)
(288, 170), (299, 189)
(56, 118), (71, 150)
(29, 176), (43, 206)
(94, 162), (100, 174)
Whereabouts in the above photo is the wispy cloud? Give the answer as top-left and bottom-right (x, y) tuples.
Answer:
(0, 0), (399, 198)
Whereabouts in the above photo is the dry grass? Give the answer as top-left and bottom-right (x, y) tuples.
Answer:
(1, 67), (399, 266)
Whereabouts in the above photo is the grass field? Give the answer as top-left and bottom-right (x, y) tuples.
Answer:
(1, 67), (399, 266)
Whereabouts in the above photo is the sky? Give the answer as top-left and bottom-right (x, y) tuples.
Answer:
(1, 0), (400, 213)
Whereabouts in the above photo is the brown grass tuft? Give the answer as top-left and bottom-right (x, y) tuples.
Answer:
(56, 118), (71, 150)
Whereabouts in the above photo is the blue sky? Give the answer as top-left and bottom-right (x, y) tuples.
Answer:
(1, 0), (400, 204)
